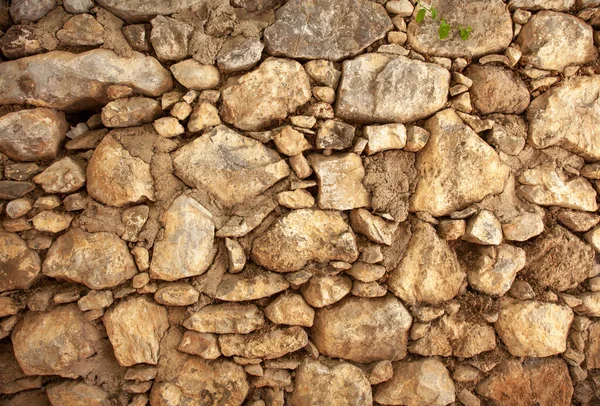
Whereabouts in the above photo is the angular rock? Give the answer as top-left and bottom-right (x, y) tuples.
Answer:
(468, 244), (526, 296)
(150, 16), (193, 61)
(96, 0), (205, 22)
(187, 101), (221, 132)
(213, 268), (289, 301)
(388, 220), (465, 306)
(177, 331), (221, 359)
(170, 59), (220, 91)
(0, 108), (67, 162)
(304, 59), (341, 88)
(302, 274), (352, 308)
(57, 14), (105, 46)
(276, 189), (315, 209)
(217, 36), (264, 73)
(221, 58), (311, 131)
(346, 262), (386, 282)
(495, 299), (573, 357)
(265, 293), (315, 327)
(364, 123), (407, 154)
(308, 153), (370, 210)
(374, 358), (455, 406)
(290, 358), (372, 406)
(517, 11), (596, 71)
(0, 232), (41, 292)
(219, 326), (308, 359)
(315, 120), (355, 150)
(32, 211), (73, 233)
(46, 381), (110, 406)
(273, 126), (311, 156)
(586, 322), (600, 369)
(63, 0), (94, 13)
(264, 0), (391, 61)
(406, 0), (513, 58)
(575, 292), (600, 316)
(173, 125), (289, 207)
(0, 25), (44, 60)
(10, 0), (54, 23)
(101, 97), (161, 128)
(528, 75), (600, 161)
(183, 303), (265, 334)
(465, 64), (529, 114)
(43, 228), (137, 289)
(350, 209), (399, 245)
(312, 295), (412, 363)
(556, 208), (600, 233)
(463, 210), (503, 245)
(154, 283), (199, 306)
(0, 181), (34, 200)
(410, 109), (510, 216)
(103, 296), (169, 366)
(33, 157), (85, 193)
(336, 54), (449, 123)
(252, 209), (358, 273)
(87, 134), (155, 207)
(78, 290), (113, 311)
(486, 114), (527, 156)
(150, 195), (215, 281)
(509, 0), (575, 10)
(0, 50), (172, 110)
(12, 304), (102, 377)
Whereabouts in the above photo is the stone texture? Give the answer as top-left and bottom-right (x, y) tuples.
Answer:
(315, 120), (355, 150)
(467, 244), (526, 296)
(32, 211), (73, 233)
(183, 303), (265, 334)
(336, 54), (449, 124)
(252, 209), (358, 273)
(302, 274), (352, 308)
(265, 293), (315, 327)
(32, 157), (85, 193)
(388, 220), (465, 306)
(0, 108), (67, 162)
(57, 14), (105, 46)
(463, 210), (503, 245)
(410, 109), (510, 216)
(264, 0), (391, 61)
(406, 0), (513, 58)
(221, 58), (311, 131)
(509, 0), (575, 10)
(173, 125), (289, 207)
(0, 232), (41, 292)
(213, 268), (289, 301)
(10, 0), (54, 23)
(350, 209), (399, 245)
(103, 296), (169, 366)
(517, 11), (596, 71)
(150, 16), (193, 61)
(217, 36), (264, 73)
(150, 195), (215, 281)
(46, 381), (110, 406)
(43, 228), (136, 289)
(0, 50), (172, 110)
(364, 123), (407, 155)
(95, 0), (205, 22)
(311, 295), (412, 363)
(101, 97), (161, 128)
(0, 25), (44, 60)
(154, 283), (199, 306)
(465, 64), (529, 114)
(170, 59), (220, 90)
(219, 326), (308, 359)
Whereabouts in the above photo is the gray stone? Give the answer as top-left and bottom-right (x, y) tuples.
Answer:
(10, 0), (54, 23)
(63, 0), (94, 13)
(217, 36), (264, 73)
(150, 16), (193, 61)
(465, 64), (529, 114)
(95, 0), (205, 22)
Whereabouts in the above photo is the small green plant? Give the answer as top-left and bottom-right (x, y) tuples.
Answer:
(416, 2), (472, 41)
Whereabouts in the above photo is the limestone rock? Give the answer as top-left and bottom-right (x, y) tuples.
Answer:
(517, 11), (596, 71)
(308, 153), (371, 210)
(374, 358), (456, 406)
(586, 322), (600, 369)
(63, 0), (94, 13)
(388, 220), (465, 306)
(406, 0), (513, 58)
(87, 135), (155, 207)
(32, 211), (73, 233)
(219, 326), (308, 359)
(78, 290), (113, 311)
(273, 126), (312, 156)
(0, 232), (41, 292)
(57, 14), (105, 46)
(265, 293), (315, 327)
(103, 296), (168, 366)
(575, 292), (600, 316)
(350, 209), (399, 245)
(173, 125), (289, 207)
(495, 299), (573, 357)
(468, 244), (526, 296)
(276, 189), (315, 209)
(364, 123), (407, 155)
(465, 64), (529, 114)
(302, 274), (352, 308)
(213, 268), (289, 301)
(312, 295), (412, 363)
(33, 157), (85, 193)
(252, 209), (358, 273)
(170, 59), (220, 91)
(0, 50), (172, 110)
(217, 36), (264, 73)
(315, 120), (355, 150)
(0, 108), (67, 162)
(12, 304), (102, 377)
(336, 54), (449, 123)
(264, 0), (391, 61)
(0, 25), (44, 60)
(150, 195), (215, 281)
(101, 97), (161, 128)
(95, 0), (205, 22)
(43, 228), (136, 289)
(410, 109), (510, 216)
(463, 210), (503, 245)
(187, 102), (221, 132)
(289, 358), (372, 406)
(46, 381), (110, 406)
(183, 303), (265, 334)
(177, 331), (221, 359)
(304, 59), (341, 88)
(154, 283), (199, 306)
(509, 0), (575, 10)
(150, 16), (193, 61)
(556, 208), (600, 233)
(10, 0), (54, 23)
(221, 58), (311, 131)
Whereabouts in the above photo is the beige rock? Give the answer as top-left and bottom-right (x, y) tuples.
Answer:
(0, 232), (41, 293)
(46, 380), (110, 406)
(364, 123), (407, 154)
(586, 322), (600, 369)
(177, 331), (221, 359)
(221, 58), (311, 131)
(265, 293), (315, 327)
(103, 296), (168, 366)
(173, 125), (289, 207)
(509, 0), (575, 10)
(150, 195), (215, 281)
(290, 358), (372, 406)
(273, 126), (311, 156)
(187, 102), (221, 132)
(216, 195), (278, 238)
(33, 195), (61, 210)
(170, 101), (192, 120)
(556, 208), (600, 233)
(183, 303), (265, 334)
(213, 268), (289, 301)
(352, 281), (387, 297)
(315, 120), (355, 150)
(304, 60), (341, 88)
(252, 209), (358, 273)
(463, 210), (503, 245)
(574, 292), (600, 317)
(152, 117), (184, 137)
(216, 36), (263, 73)
(584, 226), (600, 253)
(170, 60), (220, 90)
(350, 209), (398, 245)
(121, 205), (149, 242)
(336, 53), (449, 123)
(150, 16), (193, 61)
(101, 97), (161, 128)
(404, 126), (430, 152)
(107, 85), (134, 100)
(465, 64), (530, 114)
(346, 262), (386, 282)
(374, 358), (456, 406)
(438, 219), (466, 240)
(154, 283), (199, 306)
(57, 14), (105, 46)
(388, 220), (465, 306)
(276, 189), (315, 209)
(312, 295), (412, 363)
(5, 198), (32, 218)
(302, 274), (352, 308)
(33, 157), (85, 194)
(468, 244), (526, 296)
(501, 211), (545, 241)
(495, 298), (573, 357)
(225, 237), (246, 273)
(32, 211), (73, 233)
(219, 326), (308, 359)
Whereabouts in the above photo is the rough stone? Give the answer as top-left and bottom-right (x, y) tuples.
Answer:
(575, 292), (600, 317)
(149, 16), (193, 61)
(315, 120), (355, 150)
(183, 303), (265, 334)
(63, 0), (94, 13)
(217, 36), (264, 73)
(101, 97), (161, 128)
(0, 25), (44, 60)
(33, 157), (85, 193)
(273, 126), (312, 156)
(556, 209), (600, 233)
(78, 290), (113, 311)
(177, 331), (221, 359)
(276, 189), (315, 209)
(0, 232), (41, 292)
(57, 14), (104, 46)
(95, 0), (205, 22)
(463, 210), (503, 245)
(468, 244), (526, 296)
(10, 0), (55, 23)
(46, 381), (110, 406)
(154, 283), (199, 306)
(465, 64), (529, 114)
(32, 211), (73, 233)
(265, 293), (315, 327)
(302, 274), (352, 308)
(213, 268), (289, 301)
(170, 59), (220, 91)
(304, 60), (341, 88)
(219, 326), (308, 359)
(364, 123), (407, 154)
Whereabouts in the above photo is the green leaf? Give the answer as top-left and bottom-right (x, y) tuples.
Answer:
(430, 6), (437, 19)
(438, 19), (450, 39)
(416, 8), (426, 23)
(459, 25), (473, 40)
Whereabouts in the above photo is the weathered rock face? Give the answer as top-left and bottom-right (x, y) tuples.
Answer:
(407, 0), (513, 58)
(264, 0), (392, 61)
(0, 108), (67, 162)
(103, 296), (169, 366)
(183, 303), (265, 334)
(12, 304), (102, 377)
(150, 358), (249, 406)
(221, 58), (311, 131)
(336, 54), (449, 124)
(33, 157), (85, 194)
(467, 244), (526, 296)
(43, 228), (137, 289)
(252, 209), (358, 273)
(508, 0), (575, 10)
(95, 0), (205, 22)
(213, 268), (290, 301)
(388, 220), (465, 306)
(410, 109), (511, 216)
(46, 381), (110, 406)
(216, 36), (263, 73)
(150, 195), (215, 281)
(311, 295), (412, 363)
(219, 326), (308, 359)
(374, 358), (456, 406)
(495, 299), (573, 357)
(528, 75), (600, 161)
(173, 126), (289, 207)
(289, 358), (372, 406)
(101, 97), (161, 128)
(517, 11), (597, 71)
(0, 232), (41, 292)
(465, 64), (529, 115)
(0, 50), (172, 110)
(265, 293), (315, 327)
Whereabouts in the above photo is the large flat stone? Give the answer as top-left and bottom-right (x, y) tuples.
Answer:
(95, 0), (205, 22)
